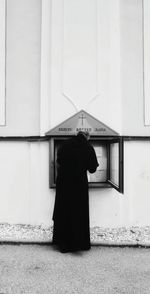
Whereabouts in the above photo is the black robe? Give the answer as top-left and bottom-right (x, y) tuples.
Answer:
(52, 135), (99, 252)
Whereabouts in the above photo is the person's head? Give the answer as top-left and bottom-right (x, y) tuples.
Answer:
(77, 131), (90, 141)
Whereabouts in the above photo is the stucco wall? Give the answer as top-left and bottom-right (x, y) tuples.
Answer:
(123, 141), (150, 226)
(0, 140), (150, 228)
(42, 0), (122, 134)
(2, 0), (150, 137)
(0, 0), (41, 136)
(0, 0), (150, 229)
(0, 141), (53, 226)
(120, 0), (150, 136)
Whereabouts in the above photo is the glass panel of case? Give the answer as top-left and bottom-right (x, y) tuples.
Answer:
(110, 142), (119, 186)
(87, 141), (107, 183)
(54, 140), (61, 183)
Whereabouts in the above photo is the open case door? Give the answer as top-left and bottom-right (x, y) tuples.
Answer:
(108, 137), (124, 193)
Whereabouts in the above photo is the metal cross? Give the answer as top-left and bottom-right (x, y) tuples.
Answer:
(79, 113), (86, 126)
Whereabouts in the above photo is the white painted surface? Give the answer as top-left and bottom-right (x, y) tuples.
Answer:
(91, 141), (150, 227)
(120, 0), (150, 135)
(0, 140), (150, 228)
(49, 0), (122, 133)
(40, 0), (52, 135)
(0, 141), (54, 226)
(0, 0), (41, 135)
(0, 0), (150, 229)
(0, 0), (6, 125)
(143, 0), (150, 126)
(90, 188), (122, 228)
(62, 0), (98, 109)
(124, 141), (150, 226)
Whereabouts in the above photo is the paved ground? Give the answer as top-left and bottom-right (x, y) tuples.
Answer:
(0, 244), (150, 294)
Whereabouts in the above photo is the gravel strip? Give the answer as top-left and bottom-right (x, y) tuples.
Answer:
(0, 224), (150, 246)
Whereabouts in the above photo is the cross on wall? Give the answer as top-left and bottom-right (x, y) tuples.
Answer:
(79, 113), (86, 126)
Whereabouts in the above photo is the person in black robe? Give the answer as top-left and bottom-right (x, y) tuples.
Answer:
(52, 131), (99, 253)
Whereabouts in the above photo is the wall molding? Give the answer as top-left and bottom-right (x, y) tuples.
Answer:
(0, 135), (150, 142)
(142, 0), (150, 126)
(0, 0), (6, 126)
(40, 0), (52, 135)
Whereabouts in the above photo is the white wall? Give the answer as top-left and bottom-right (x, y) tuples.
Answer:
(120, 0), (150, 135)
(0, 0), (6, 126)
(0, 141), (54, 226)
(1, 140), (150, 228)
(40, 0), (125, 227)
(41, 0), (122, 135)
(0, 0), (41, 136)
(123, 141), (150, 226)
(2, 0), (150, 136)
(0, 140), (121, 227)
(0, 0), (150, 229)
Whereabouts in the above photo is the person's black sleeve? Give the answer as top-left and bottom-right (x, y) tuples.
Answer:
(87, 145), (99, 174)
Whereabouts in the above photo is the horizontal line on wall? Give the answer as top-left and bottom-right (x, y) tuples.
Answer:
(0, 135), (150, 142)
(0, 136), (49, 142)
(123, 136), (150, 141)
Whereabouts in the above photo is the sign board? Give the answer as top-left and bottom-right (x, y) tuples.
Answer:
(46, 110), (118, 136)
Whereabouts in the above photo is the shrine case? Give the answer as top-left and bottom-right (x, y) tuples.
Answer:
(46, 110), (124, 193)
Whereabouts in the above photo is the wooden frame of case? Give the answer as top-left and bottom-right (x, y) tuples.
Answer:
(49, 136), (124, 193)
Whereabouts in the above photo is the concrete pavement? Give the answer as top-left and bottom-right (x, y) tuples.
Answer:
(0, 244), (150, 293)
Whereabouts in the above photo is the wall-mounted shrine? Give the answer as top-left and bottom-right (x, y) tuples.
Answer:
(46, 110), (123, 193)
